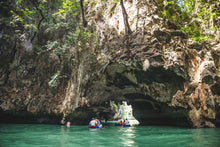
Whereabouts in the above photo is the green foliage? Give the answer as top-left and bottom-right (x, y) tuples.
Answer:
(158, 0), (219, 41)
(46, 41), (60, 52)
(48, 69), (69, 88)
(112, 0), (120, 3)
(9, 12), (24, 27)
(160, 0), (185, 25)
(53, 0), (80, 22)
(112, 103), (118, 118)
(112, 104), (118, 111)
(181, 26), (207, 41)
(34, 45), (45, 54)
(182, 0), (195, 13)
(45, 25), (99, 87)
(2, 0), (101, 87)
(48, 70), (61, 88)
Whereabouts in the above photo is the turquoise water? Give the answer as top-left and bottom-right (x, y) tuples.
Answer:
(0, 124), (220, 147)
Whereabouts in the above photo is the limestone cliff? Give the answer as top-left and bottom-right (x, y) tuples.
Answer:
(0, 0), (219, 128)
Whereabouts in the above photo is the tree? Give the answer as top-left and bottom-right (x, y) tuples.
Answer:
(31, 0), (45, 42)
(120, 0), (132, 35)
(120, 0), (132, 58)
(80, 0), (87, 27)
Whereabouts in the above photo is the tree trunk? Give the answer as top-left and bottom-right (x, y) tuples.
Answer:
(80, 0), (87, 27)
(31, 0), (45, 42)
(120, 0), (132, 35)
(120, 0), (132, 58)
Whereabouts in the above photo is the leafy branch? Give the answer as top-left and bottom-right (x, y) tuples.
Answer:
(30, 0), (45, 42)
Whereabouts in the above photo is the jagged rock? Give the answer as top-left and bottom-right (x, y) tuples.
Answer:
(153, 29), (171, 43)
(200, 61), (216, 84)
(0, 0), (219, 127)
(171, 83), (216, 128)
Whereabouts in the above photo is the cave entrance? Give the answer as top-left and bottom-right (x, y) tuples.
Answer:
(111, 101), (140, 126)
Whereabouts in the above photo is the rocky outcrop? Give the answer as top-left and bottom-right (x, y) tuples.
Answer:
(82, 0), (220, 127)
(0, 0), (219, 127)
(171, 83), (216, 128)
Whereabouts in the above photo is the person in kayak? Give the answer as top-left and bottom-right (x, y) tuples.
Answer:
(94, 118), (101, 125)
(125, 118), (130, 126)
(89, 118), (97, 127)
(122, 120), (125, 125)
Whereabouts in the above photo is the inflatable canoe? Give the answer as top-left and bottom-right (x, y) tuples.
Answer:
(114, 123), (130, 127)
(88, 124), (102, 128)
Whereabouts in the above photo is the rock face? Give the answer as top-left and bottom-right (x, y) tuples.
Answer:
(82, 0), (220, 127)
(0, 0), (219, 127)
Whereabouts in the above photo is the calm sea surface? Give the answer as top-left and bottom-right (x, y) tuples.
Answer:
(0, 124), (219, 147)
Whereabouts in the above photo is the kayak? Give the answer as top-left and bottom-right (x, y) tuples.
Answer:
(114, 123), (130, 127)
(88, 124), (102, 128)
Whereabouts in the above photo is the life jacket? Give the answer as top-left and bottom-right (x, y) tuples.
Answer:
(94, 119), (100, 125)
(89, 120), (96, 126)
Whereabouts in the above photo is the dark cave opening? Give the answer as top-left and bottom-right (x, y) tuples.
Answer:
(123, 93), (189, 126)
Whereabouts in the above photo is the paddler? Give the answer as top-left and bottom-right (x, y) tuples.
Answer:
(89, 118), (96, 127)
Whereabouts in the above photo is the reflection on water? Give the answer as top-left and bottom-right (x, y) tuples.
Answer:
(120, 127), (136, 147)
(0, 124), (220, 147)
(190, 128), (220, 147)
